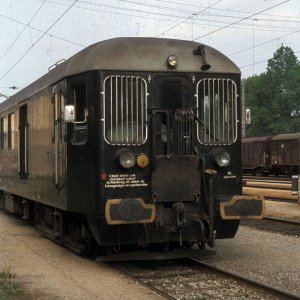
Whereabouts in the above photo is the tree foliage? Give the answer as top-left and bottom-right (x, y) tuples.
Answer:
(244, 45), (300, 136)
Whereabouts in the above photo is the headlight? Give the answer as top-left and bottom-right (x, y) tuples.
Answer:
(167, 55), (178, 68)
(211, 149), (231, 168)
(116, 149), (135, 169)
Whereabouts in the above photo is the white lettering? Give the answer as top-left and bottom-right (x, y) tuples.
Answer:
(105, 174), (149, 189)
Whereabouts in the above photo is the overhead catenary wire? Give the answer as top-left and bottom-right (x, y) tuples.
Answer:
(229, 28), (300, 57)
(75, 0), (300, 23)
(0, 0), (79, 82)
(65, 0), (300, 26)
(153, 0), (300, 21)
(0, 86), (18, 89)
(117, 0), (300, 25)
(0, 0), (47, 62)
(1, 3), (298, 65)
(0, 0), (298, 85)
(0, 13), (86, 48)
(240, 49), (300, 69)
(43, 0), (300, 34)
(193, 0), (291, 41)
(156, 0), (224, 37)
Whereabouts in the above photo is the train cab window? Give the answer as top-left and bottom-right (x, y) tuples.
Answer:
(0, 116), (7, 150)
(8, 113), (15, 149)
(160, 81), (185, 109)
(196, 78), (237, 145)
(103, 75), (148, 145)
(71, 84), (88, 145)
(72, 84), (87, 122)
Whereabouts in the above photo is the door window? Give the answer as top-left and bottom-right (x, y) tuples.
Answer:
(19, 104), (28, 179)
(71, 84), (87, 145)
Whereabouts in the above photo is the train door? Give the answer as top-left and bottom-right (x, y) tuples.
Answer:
(152, 77), (194, 156)
(52, 84), (66, 190)
(151, 76), (201, 203)
(19, 104), (28, 179)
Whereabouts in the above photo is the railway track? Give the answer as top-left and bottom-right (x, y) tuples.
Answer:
(241, 217), (300, 236)
(108, 258), (300, 299)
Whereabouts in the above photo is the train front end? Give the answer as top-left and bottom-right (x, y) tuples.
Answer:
(88, 38), (264, 250)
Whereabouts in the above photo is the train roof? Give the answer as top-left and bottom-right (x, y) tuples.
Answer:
(271, 133), (300, 141)
(242, 136), (273, 143)
(0, 37), (240, 113)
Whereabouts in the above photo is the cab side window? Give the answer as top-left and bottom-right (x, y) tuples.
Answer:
(70, 84), (88, 145)
(72, 84), (87, 122)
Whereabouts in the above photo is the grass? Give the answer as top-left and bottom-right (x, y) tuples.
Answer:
(0, 266), (21, 300)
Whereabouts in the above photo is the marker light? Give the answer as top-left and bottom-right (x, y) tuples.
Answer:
(137, 154), (149, 168)
(167, 55), (178, 68)
(116, 149), (135, 169)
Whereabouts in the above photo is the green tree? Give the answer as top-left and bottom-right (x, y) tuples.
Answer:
(245, 45), (300, 136)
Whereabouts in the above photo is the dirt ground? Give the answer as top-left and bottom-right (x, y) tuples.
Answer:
(0, 211), (163, 300)
(264, 199), (300, 221)
(1, 201), (299, 299)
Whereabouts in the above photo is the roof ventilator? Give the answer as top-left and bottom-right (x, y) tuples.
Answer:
(48, 59), (66, 72)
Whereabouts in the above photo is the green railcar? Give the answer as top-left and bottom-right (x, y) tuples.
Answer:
(0, 38), (264, 254)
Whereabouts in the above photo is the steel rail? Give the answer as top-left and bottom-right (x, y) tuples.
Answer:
(189, 258), (300, 300)
(241, 216), (300, 237)
(107, 262), (176, 300)
(264, 216), (300, 225)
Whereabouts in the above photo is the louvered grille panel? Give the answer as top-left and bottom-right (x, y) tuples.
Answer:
(103, 75), (148, 145)
(196, 78), (238, 145)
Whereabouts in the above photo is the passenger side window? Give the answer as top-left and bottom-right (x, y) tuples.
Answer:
(8, 113), (15, 149)
(1, 116), (6, 150)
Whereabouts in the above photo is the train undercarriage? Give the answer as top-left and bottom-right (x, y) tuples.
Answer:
(0, 189), (244, 256)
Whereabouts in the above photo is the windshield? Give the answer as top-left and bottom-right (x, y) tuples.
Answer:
(103, 75), (148, 145)
(196, 78), (237, 145)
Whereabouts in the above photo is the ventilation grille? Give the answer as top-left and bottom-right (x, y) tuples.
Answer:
(103, 75), (148, 145)
(196, 78), (238, 145)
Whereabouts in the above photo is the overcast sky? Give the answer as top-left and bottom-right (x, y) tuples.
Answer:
(0, 0), (299, 98)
